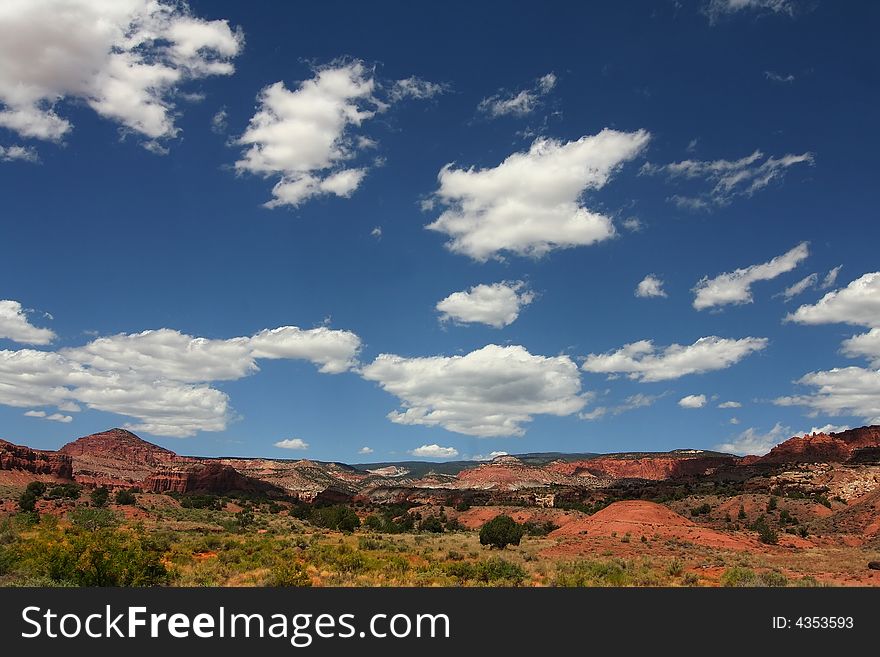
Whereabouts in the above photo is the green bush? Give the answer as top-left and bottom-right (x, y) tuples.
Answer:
(25, 482), (47, 497)
(419, 515), (444, 533)
(479, 515), (524, 549)
(46, 483), (81, 500)
(721, 566), (788, 587)
(267, 556), (311, 587)
(115, 489), (137, 505)
(521, 520), (557, 536)
(309, 505), (360, 532)
(446, 557), (526, 585)
(69, 507), (117, 531)
(90, 487), (110, 508)
(690, 503), (712, 516)
(752, 515), (779, 545)
(18, 491), (38, 513)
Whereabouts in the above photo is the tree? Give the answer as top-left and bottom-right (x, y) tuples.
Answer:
(479, 514), (524, 549)
(419, 515), (444, 533)
(18, 490), (38, 513)
(115, 489), (137, 505)
(91, 486), (110, 508)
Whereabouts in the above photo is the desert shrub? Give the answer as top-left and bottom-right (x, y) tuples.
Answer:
(90, 486), (110, 508)
(69, 507), (117, 530)
(681, 572), (700, 586)
(666, 559), (684, 577)
(46, 483), (81, 500)
(309, 505), (360, 532)
(267, 556), (311, 587)
(767, 496), (778, 511)
(690, 503), (712, 516)
(26, 482), (47, 497)
(454, 501), (471, 512)
(115, 489), (137, 505)
(738, 505), (747, 520)
(446, 557), (526, 585)
(419, 515), (444, 533)
(521, 520), (557, 536)
(721, 567), (789, 587)
(479, 515), (524, 549)
(553, 560), (631, 587)
(444, 516), (464, 531)
(18, 491), (38, 513)
(178, 493), (223, 510)
(235, 508), (255, 530)
(752, 516), (778, 545)
(362, 514), (383, 531)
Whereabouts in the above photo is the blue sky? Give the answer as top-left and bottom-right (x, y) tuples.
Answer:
(1, 0), (878, 461)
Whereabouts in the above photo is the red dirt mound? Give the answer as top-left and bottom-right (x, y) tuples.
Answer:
(550, 500), (757, 550)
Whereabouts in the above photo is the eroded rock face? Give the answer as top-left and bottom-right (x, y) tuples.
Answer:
(144, 462), (284, 495)
(757, 426), (880, 464)
(0, 438), (73, 479)
(548, 455), (739, 481)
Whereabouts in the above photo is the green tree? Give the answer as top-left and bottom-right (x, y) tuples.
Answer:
(18, 490), (38, 513)
(91, 486), (110, 508)
(479, 515), (524, 549)
(419, 515), (444, 533)
(114, 489), (137, 505)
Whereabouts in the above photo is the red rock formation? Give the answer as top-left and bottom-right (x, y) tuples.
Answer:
(0, 438), (73, 479)
(549, 454), (739, 480)
(756, 426), (880, 464)
(456, 455), (600, 491)
(144, 462), (283, 495)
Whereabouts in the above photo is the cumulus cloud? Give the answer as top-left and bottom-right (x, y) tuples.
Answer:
(579, 393), (659, 421)
(718, 400), (742, 409)
(24, 409), (72, 423)
(409, 444), (459, 459)
(477, 73), (557, 118)
(775, 367), (880, 426)
(0, 144), (39, 162)
(692, 242), (809, 310)
(234, 61), (440, 208)
(0, 324), (361, 437)
(841, 329), (880, 368)
(582, 336), (767, 382)
(0, 300), (56, 345)
(358, 446), (374, 455)
(426, 129), (650, 261)
(274, 438), (309, 450)
(0, 0), (242, 147)
(787, 272), (880, 328)
(678, 394), (707, 409)
(436, 281), (534, 328)
(642, 150), (813, 209)
(635, 274), (667, 298)
(360, 344), (587, 437)
(715, 423), (792, 456)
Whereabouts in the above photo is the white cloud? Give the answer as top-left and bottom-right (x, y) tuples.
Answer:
(360, 344), (587, 437)
(841, 329), (880, 367)
(582, 336), (767, 382)
(787, 272), (880, 328)
(692, 242), (809, 310)
(718, 400), (742, 408)
(234, 62), (440, 208)
(371, 226), (382, 238)
(579, 393), (659, 421)
(426, 129), (650, 261)
(358, 446), (374, 455)
(775, 367), (880, 426)
(679, 394), (707, 409)
(765, 71), (795, 83)
(234, 62), (380, 208)
(821, 266), (842, 289)
(0, 300), (56, 345)
(729, 417), (740, 424)
(436, 281), (534, 328)
(715, 423), (792, 456)
(24, 409), (72, 423)
(0, 324), (361, 438)
(779, 273), (817, 301)
(643, 150), (813, 209)
(621, 217), (644, 232)
(705, 0), (797, 23)
(0, 0), (242, 146)
(0, 144), (39, 162)
(806, 424), (850, 435)
(274, 438), (309, 450)
(477, 72), (557, 118)
(469, 451), (509, 461)
(635, 274), (667, 298)
(389, 76), (447, 102)
(409, 444), (459, 459)
(211, 108), (228, 134)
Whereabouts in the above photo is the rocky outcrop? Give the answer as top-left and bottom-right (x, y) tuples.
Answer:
(144, 462), (284, 495)
(548, 454), (740, 481)
(756, 426), (880, 464)
(455, 455), (602, 491)
(0, 438), (73, 479)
